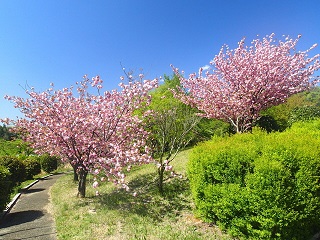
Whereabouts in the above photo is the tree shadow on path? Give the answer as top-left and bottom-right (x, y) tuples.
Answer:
(22, 188), (46, 194)
(0, 210), (44, 228)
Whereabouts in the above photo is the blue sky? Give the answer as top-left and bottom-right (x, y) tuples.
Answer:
(1, 0), (319, 119)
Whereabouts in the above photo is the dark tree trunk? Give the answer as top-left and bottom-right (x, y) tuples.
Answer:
(70, 162), (79, 182)
(158, 165), (165, 195)
(77, 168), (88, 198)
(73, 165), (79, 182)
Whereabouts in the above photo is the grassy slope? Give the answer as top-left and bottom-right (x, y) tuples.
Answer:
(0, 139), (22, 156)
(51, 149), (233, 240)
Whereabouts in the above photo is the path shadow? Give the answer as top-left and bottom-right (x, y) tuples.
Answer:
(21, 188), (46, 194)
(0, 224), (55, 238)
(0, 210), (44, 228)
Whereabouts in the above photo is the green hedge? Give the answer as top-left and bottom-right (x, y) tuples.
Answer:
(23, 156), (42, 179)
(0, 156), (26, 184)
(0, 165), (12, 211)
(188, 122), (320, 239)
(40, 154), (59, 173)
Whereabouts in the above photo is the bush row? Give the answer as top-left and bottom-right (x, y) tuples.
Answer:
(0, 165), (12, 212)
(188, 120), (320, 239)
(0, 154), (59, 211)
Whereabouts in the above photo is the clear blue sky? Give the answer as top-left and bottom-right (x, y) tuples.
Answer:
(1, 0), (319, 119)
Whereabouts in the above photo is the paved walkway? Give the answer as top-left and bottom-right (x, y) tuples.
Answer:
(0, 174), (62, 240)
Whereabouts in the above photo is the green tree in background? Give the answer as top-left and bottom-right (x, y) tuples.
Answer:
(145, 75), (229, 193)
(259, 87), (320, 131)
(0, 125), (16, 140)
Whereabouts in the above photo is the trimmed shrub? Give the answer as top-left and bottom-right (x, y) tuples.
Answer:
(188, 130), (265, 221)
(0, 156), (26, 184)
(188, 122), (320, 239)
(40, 154), (58, 173)
(23, 156), (41, 179)
(0, 165), (12, 211)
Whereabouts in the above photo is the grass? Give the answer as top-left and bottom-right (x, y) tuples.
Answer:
(51, 149), (234, 240)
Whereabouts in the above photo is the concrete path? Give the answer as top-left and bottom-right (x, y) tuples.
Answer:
(0, 174), (62, 240)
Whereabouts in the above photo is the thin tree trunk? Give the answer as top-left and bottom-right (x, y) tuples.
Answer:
(77, 168), (88, 198)
(158, 165), (165, 195)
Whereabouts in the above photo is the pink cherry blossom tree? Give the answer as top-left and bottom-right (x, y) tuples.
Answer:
(4, 75), (158, 197)
(172, 34), (320, 133)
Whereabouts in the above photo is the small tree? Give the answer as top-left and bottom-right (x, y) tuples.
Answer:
(145, 75), (201, 194)
(4, 75), (158, 197)
(172, 34), (320, 133)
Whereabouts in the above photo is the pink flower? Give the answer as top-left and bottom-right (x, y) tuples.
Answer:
(165, 165), (173, 171)
(93, 181), (99, 188)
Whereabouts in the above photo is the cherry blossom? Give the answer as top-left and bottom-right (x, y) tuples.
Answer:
(4, 75), (158, 197)
(172, 34), (320, 132)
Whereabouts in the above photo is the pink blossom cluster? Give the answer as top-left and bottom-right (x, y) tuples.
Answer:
(172, 34), (320, 132)
(91, 75), (103, 89)
(4, 75), (158, 187)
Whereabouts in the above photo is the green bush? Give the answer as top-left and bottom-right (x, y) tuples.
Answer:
(188, 122), (320, 239)
(188, 130), (265, 220)
(288, 105), (320, 125)
(0, 165), (12, 211)
(0, 156), (26, 184)
(23, 156), (41, 179)
(40, 154), (59, 173)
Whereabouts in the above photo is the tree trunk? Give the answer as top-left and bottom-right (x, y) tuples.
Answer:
(70, 162), (79, 182)
(77, 168), (88, 198)
(73, 165), (79, 182)
(158, 165), (165, 195)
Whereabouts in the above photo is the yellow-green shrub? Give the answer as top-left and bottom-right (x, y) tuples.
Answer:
(188, 122), (320, 239)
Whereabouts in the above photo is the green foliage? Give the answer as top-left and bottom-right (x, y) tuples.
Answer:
(188, 122), (320, 239)
(40, 154), (59, 173)
(260, 87), (320, 132)
(0, 124), (16, 140)
(194, 118), (230, 141)
(0, 165), (12, 211)
(145, 75), (202, 193)
(22, 156), (42, 179)
(256, 115), (281, 133)
(288, 105), (320, 125)
(188, 130), (265, 222)
(0, 156), (26, 184)
(0, 139), (33, 156)
(149, 74), (182, 110)
(148, 74), (231, 149)
(305, 86), (320, 106)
